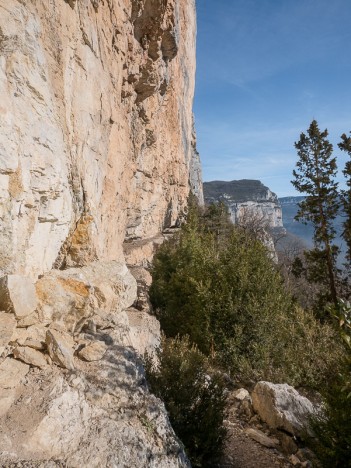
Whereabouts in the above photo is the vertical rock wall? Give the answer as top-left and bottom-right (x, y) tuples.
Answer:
(0, 0), (201, 279)
(189, 115), (204, 205)
(0, 1), (201, 465)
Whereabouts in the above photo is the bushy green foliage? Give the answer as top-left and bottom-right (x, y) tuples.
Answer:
(268, 305), (343, 387)
(311, 387), (351, 467)
(145, 336), (227, 468)
(150, 203), (343, 388)
(310, 300), (351, 466)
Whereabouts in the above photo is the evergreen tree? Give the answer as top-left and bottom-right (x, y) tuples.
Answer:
(338, 132), (351, 265)
(202, 201), (233, 246)
(292, 120), (340, 306)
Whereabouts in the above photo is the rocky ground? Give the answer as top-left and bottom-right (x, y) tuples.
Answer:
(222, 424), (293, 468)
(0, 262), (190, 466)
(217, 386), (317, 468)
(0, 248), (319, 467)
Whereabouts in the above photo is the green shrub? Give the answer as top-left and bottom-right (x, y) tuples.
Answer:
(145, 336), (227, 467)
(259, 305), (344, 388)
(150, 203), (344, 388)
(310, 300), (351, 466)
(311, 383), (351, 467)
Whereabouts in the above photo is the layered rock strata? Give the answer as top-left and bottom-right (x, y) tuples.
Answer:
(0, 0), (200, 465)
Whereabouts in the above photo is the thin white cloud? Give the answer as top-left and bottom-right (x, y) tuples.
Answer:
(198, 0), (351, 86)
(195, 0), (351, 196)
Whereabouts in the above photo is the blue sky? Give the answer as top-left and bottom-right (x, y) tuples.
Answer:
(194, 0), (351, 196)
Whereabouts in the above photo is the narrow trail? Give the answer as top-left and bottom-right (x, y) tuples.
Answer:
(215, 389), (312, 468)
(221, 423), (293, 468)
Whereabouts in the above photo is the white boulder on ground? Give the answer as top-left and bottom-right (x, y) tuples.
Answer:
(252, 382), (316, 436)
(0, 275), (37, 318)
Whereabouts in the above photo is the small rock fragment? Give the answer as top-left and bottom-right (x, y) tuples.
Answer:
(13, 346), (47, 369)
(45, 354), (52, 365)
(9, 327), (28, 345)
(0, 311), (17, 354)
(301, 462), (312, 468)
(49, 321), (67, 332)
(0, 275), (37, 318)
(296, 448), (317, 466)
(78, 340), (107, 361)
(233, 388), (250, 401)
(23, 338), (45, 350)
(289, 454), (302, 466)
(244, 428), (279, 448)
(239, 399), (253, 419)
(17, 312), (39, 328)
(11, 325), (47, 347)
(46, 329), (75, 370)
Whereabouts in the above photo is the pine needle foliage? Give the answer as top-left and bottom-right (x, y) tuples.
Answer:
(292, 120), (341, 306)
(339, 132), (351, 266)
(310, 300), (351, 467)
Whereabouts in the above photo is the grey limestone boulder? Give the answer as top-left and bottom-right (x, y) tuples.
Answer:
(252, 381), (316, 436)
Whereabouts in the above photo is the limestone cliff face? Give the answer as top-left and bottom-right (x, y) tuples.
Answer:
(0, 0), (200, 465)
(0, 0), (200, 279)
(204, 180), (284, 261)
(204, 180), (283, 230)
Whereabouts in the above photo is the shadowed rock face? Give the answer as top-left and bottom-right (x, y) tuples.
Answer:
(204, 179), (283, 229)
(0, 346), (190, 467)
